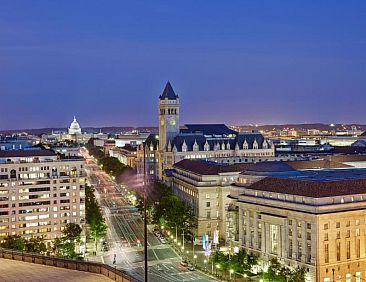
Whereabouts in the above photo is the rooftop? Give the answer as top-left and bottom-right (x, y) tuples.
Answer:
(247, 175), (366, 198)
(0, 258), (111, 282)
(173, 159), (253, 175)
(159, 81), (178, 100)
(0, 149), (56, 158)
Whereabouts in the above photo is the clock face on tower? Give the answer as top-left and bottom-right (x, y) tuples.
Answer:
(170, 118), (176, 126)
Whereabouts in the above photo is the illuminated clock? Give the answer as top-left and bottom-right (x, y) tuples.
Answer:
(170, 118), (176, 126)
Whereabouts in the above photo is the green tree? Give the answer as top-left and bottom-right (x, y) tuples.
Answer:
(62, 223), (82, 242)
(53, 237), (78, 259)
(25, 237), (46, 254)
(89, 219), (108, 252)
(0, 235), (25, 251)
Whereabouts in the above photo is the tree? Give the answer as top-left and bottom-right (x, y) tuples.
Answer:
(62, 223), (82, 242)
(53, 237), (78, 259)
(0, 235), (25, 251)
(291, 267), (306, 282)
(25, 237), (46, 254)
(89, 219), (108, 252)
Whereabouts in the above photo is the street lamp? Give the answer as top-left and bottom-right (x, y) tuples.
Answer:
(216, 264), (220, 276)
(230, 269), (234, 280)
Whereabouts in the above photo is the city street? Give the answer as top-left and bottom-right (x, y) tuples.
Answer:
(80, 147), (216, 282)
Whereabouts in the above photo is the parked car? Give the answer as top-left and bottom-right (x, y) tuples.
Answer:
(188, 265), (195, 271)
(180, 261), (188, 267)
(159, 237), (167, 244)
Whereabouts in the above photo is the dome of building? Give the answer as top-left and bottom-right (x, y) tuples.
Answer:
(68, 116), (82, 135)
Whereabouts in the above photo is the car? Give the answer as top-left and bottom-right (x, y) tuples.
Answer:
(180, 261), (188, 267)
(153, 231), (162, 237)
(187, 265), (195, 271)
(159, 237), (167, 244)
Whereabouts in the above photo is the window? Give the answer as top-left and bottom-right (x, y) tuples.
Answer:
(324, 232), (328, 241)
(336, 242), (341, 261)
(206, 222), (211, 228)
(336, 231), (340, 239)
(307, 232), (311, 240)
(346, 221), (350, 227)
(336, 222), (340, 228)
(271, 225), (279, 254)
(324, 223), (329, 230)
(346, 241), (350, 259)
(346, 230), (350, 238)
(356, 219), (360, 226)
(206, 202), (210, 208)
(307, 223), (311, 229)
(288, 228), (293, 236)
(206, 212), (211, 219)
(356, 239), (360, 258)
(205, 194), (210, 199)
(288, 219), (292, 226)
(288, 239), (292, 258)
(297, 241), (302, 260)
(356, 228), (360, 236)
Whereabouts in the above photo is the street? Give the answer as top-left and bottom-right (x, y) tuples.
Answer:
(80, 147), (216, 282)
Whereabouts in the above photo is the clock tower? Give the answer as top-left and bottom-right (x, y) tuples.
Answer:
(158, 81), (180, 152)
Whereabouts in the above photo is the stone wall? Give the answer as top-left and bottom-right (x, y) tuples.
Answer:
(0, 248), (137, 282)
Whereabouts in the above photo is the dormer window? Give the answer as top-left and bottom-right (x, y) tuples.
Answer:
(253, 139), (258, 150)
(182, 140), (188, 152)
(204, 141), (210, 151)
(243, 139), (249, 150)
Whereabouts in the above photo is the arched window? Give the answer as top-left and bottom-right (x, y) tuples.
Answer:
(10, 169), (16, 179)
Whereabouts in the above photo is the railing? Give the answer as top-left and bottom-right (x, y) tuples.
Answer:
(0, 248), (139, 282)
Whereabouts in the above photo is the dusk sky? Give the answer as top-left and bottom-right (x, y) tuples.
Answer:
(0, 1), (365, 130)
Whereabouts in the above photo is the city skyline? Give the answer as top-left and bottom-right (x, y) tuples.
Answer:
(1, 1), (366, 129)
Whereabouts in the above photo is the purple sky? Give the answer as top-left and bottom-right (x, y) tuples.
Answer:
(0, 1), (366, 130)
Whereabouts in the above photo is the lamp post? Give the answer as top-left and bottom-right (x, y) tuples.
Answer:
(142, 142), (148, 282)
(194, 255), (197, 267)
(203, 259), (207, 271)
(230, 269), (234, 281)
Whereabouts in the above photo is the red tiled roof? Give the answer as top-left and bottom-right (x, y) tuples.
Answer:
(247, 177), (366, 198)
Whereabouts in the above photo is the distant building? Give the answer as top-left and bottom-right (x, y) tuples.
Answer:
(0, 150), (85, 244)
(68, 116), (82, 135)
(352, 131), (366, 147)
(136, 82), (275, 180)
(109, 145), (137, 168)
(0, 135), (36, 151)
(41, 117), (107, 144)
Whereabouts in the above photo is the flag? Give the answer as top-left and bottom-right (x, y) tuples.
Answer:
(202, 234), (206, 250)
(213, 230), (219, 244)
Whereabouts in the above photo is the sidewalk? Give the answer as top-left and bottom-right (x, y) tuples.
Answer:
(160, 228), (260, 282)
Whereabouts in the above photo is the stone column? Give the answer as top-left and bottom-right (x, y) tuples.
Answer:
(302, 221), (306, 263)
(253, 211), (258, 249)
(293, 220), (298, 260)
(280, 225), (286, 259)
(261, 222), (266, 253)
(265, 222), (270, 254)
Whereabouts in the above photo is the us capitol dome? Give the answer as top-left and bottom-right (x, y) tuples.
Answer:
(68, 116), (82, 135)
